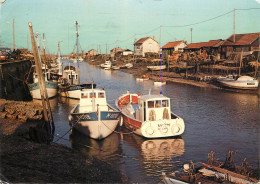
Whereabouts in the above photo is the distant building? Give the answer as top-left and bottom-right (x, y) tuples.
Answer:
(122, 49), (133, 56)
(134, 37), (160, 57)
(162, 40), (187, 59)
(88, 49), (98, 56)
(220, 33), (260, 58)
(184, 39), (223, 53)
(110, 47), (123, 57)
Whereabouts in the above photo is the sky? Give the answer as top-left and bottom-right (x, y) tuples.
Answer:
(0, 0), (260, 55)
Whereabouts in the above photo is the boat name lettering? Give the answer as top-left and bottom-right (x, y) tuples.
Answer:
(158, 123), (170, 127)
(77, 114), (92, 120)
(106, 113), (119, 119)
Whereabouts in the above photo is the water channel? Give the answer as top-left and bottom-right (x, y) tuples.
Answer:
(41, 60), (259, 183)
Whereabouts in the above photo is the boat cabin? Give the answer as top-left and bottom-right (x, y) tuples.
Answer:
(134, 94), (171, 122)
(79, 89), (108, 113)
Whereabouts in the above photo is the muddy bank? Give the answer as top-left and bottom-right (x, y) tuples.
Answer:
(0, 100), (129, 183)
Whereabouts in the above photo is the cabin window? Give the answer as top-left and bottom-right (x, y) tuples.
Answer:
(81, 93), (88, 98)
(98, 92), (105, 98)
(148, 101), (154, 108)
(90, 92), (96, 98)
(162, 100), (168, 107)
(68, 74), (71, 79)
(75, 75), (78, 79)
(155, 100), (161, 108)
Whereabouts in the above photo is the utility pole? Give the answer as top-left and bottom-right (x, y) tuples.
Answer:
(28, 22), (54, 143)
(27, 34), (29, 51)
(190, 28), (193, 43)
(233, 8), (236, 43)
(13, 19), (16, 50)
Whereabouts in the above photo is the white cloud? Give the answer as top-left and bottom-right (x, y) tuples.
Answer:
(256, 0), (260, 4)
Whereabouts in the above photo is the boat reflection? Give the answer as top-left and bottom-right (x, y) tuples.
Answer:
(123, 133), (185, 177)
(58, 96), (79, 108)
(32, 96), (58, 108)
(69, 129), (120, 160)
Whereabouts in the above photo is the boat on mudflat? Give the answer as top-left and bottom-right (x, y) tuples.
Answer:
(136, 74), (149, 81)
(147, 65), (166, 71)
(69, 88), (121, 140)
(217, 75), (259, 90)
(115, 90), (185, 138)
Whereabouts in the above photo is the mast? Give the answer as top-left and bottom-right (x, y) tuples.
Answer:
(75, 21), (80, 84)
(159, 24), (162, 94)
(233, 8), (236, 43)
(42, 33), (47, 74)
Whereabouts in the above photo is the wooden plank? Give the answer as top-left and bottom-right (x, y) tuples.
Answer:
(198, 162), (258, 183)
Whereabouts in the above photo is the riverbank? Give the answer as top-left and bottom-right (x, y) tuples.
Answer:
(87, 60), (260, 94)
(0, 100), (129, 183)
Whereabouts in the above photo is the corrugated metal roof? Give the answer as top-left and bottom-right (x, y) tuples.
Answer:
(221, 33), (260, 46)
(162, 41), (184, 49)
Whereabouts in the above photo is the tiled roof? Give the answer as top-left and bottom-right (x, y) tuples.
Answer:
(162, 41), (184, 49)
(221, 33), (260, 46)
(134, 37), (150, 44)
(184, 39), (223, 49)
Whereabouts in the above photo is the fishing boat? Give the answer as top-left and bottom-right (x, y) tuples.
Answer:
(217, 75), (259, 90)
(136, 74), (149, 81)
(115, 90), (185, 138)
(58, 21), (96, 99)
(28, 71), (58, 99)
(69, 88), (121, 140)
(112, 65), (120, 70)
(147, 65), (166, 71)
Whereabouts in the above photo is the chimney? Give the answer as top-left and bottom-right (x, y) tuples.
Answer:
(153, 35), (155, 40)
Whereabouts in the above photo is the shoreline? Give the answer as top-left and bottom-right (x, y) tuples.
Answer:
(87, 60), (260, 94)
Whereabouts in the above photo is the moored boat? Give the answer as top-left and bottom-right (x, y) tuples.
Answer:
(100, 60), (112, 69)
(136, 74), (149, 81)
(115, 90), (185, 138)
(69, 88), (121, 140)
(154, 79), (166, 86)
(217, 75), (259, 90)
(147, 65), (166, 71)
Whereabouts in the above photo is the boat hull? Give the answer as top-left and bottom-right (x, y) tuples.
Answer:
(70, 105), (121, 140)
(28, 81), (58, 99)
(218, 80), (259, 90)
(58, 84), (96, 99)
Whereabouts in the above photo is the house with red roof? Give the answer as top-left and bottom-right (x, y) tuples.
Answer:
(162, 40), (187, 59)
(134, 37), (160, 57)
(220, 33), (260, 58)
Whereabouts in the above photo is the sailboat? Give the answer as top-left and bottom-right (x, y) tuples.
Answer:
(58, 21), (96, 99)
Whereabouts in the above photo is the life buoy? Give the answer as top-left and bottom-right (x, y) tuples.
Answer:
(149, 110), (156, 121)
(160, 124), (168, 135)
(145, 126), (155, 135)
(171, 123), (181, 134)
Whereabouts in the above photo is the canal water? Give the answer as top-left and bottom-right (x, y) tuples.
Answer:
(46, 60), (259, 183)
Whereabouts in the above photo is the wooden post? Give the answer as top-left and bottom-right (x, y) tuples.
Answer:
(190, 28), (193, 43)
(233, 8), (236, 43)
(28, 22), (54, 142)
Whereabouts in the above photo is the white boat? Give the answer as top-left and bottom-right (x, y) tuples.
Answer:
(136, 74), (149, 81)
(100, 60), (112, 69)
(115, 90), (185, 138)
(112, 65), (120, 70)
(125, 63), (133, 68)
(147, 65), (166, 71)
(69, 88), (121, 140)
(217, 75), (259, 90)
(162, 172), (189, 184)
(28, 72), (58, 99)
(154, 79), (166, 86)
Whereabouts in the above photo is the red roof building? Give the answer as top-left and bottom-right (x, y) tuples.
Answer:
(162, 40), (187, 59)
(134, 37), (160, 57)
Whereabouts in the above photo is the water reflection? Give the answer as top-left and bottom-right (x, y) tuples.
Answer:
(32, 97), (58, 108)
(69, 129), (120, 160)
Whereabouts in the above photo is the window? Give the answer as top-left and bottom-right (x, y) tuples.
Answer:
(81, 93), (88, 98)
(148, 101), (154, 108)
(90, 92), (96, 98)
(68, 74), (71, 79)
(98, 92), (105, 98)
(155, 100), (161, 108)
(162, 100), (168, 107)
(75, 75), (78, 79)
